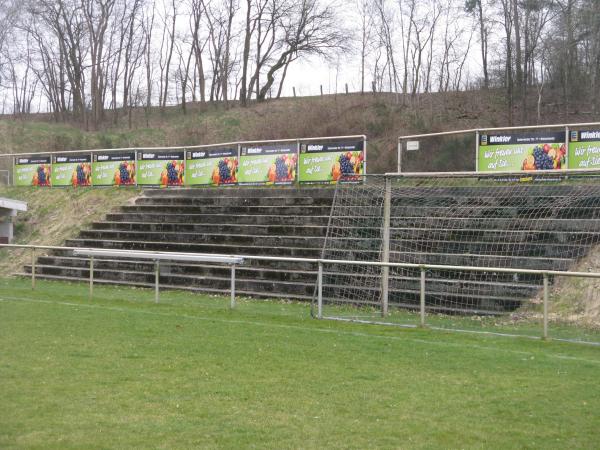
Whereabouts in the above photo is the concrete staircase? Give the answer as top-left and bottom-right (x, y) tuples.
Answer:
(23, 188), (334, 300)
(20, 184), (600, 313)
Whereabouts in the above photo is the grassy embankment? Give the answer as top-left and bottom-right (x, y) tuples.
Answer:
(0, 186), (140, 276)
(3, 90), (595, 174)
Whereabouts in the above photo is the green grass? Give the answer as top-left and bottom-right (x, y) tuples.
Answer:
(326, 304), (600, 344)
(2, 278), (600, 449)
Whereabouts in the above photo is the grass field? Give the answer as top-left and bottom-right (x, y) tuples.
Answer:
(1, 278), (600, 449)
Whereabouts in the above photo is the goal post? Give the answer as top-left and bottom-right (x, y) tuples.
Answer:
(314, 170), (600, 342)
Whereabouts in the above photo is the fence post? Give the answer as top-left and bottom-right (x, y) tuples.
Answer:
(380, 176), (391, 316)
(230, 264), (236, 309)
(475, 129), (480, 172)
(31, 247), (36, 290)
(317, 261), (323, 319)
(543, 273), (549, 340)
(89, 256), (94, 300)
(154, 260), (160, 303)
(420, 267), (426, 327)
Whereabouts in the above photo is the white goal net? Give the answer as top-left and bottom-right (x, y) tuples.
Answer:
(313, 171), (600, 341)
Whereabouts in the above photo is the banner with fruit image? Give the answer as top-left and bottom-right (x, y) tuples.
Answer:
(185, 147), (238, 186)
(568, 130), (600, 169)
(13, 156), (52, 187)
(298, 141), (364, 184)
(137, 151), (184, 187)
(51, 154), (92, 187)
(238, 144), (297, 185)
(92, 152), (136, 186)
(478, 131), (566, 172)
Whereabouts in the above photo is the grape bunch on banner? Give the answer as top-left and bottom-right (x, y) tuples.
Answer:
(12, 139), (365, 187)
(477, 128), (600, 172)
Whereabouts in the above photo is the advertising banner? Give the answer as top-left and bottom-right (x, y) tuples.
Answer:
(92, 152), (136, 186)
(137, 150), (185, 187)
(299, 141), (364, 184)
(185, 147), (238, 186)
(568, 130), (600, 169)
(478, 131), (566, 172)
(238, 144), (297, 185)
(14, 156), (52, 187)
(51, 154), (92, 187)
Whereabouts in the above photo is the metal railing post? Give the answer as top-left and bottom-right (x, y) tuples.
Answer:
(154, 260), (160, 303)
(317, 261), (323, 319)
(31, 247), (36, 289)
(420, 267), (426, 327)
(380, 176), (392, 316)
(397, 140), (402, 173)
(475, 129), (480, 172)
(230, 264), (236, 309)
(89, 256), (94, 299)
(543, 273), (549, 340)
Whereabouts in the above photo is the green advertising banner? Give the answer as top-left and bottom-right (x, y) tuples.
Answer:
(14, 156), (52, 187)
(137, 150), (184, 187)
(92, 152), (136, 186)
(568, 130), (600, 169)
(478, 132), (566, 172)
(51, 154), (92, 187)
(238, 144), (297, 185)
(185, 148), (238, 186)
(299, 141), (364, 184)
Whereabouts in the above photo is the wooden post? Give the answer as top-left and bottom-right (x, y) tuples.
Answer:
(292, 86), (296, 97)
(345, 83), (348, 95)
(320, 85), (323, 97)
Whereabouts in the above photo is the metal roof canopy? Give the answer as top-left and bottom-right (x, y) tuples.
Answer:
(0, 198), (27, 212)
(72, 248), (244, 265)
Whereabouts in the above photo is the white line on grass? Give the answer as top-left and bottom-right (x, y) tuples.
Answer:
(1, 295), (599, 366)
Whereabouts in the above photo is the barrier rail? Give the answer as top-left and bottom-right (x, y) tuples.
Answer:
(396, 121), (600, 173)
(72, 248), (243, 305)
(2, 243), (600, 342)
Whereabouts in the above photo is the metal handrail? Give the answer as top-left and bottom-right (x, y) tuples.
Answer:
(384, 168), (600, 177)
(3, 242), (600, 341)
(397, 122), (600, 141)
(2, 242), (600, 278)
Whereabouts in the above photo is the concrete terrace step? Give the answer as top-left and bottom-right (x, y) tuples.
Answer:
(37, 253), (549, 285)
(135, 195), (334, 207)
(141, 187), (335, 198)
(35, 256), (318, 282)
(386, 205), (600, 220)
(120, 204), (335, 216)
(322, 249), (574, 271)
(387, 195), (600, 208)
(389, 227), (600, 245)
(78, 229), (326, 248)
(105, 213), (331, 226)
(64, 238), (322, 257)
(384, 185), (600, 198)
(45, 248), (318, 271)
(90, 221), (329, 237)
(387, 217), (600, 232)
